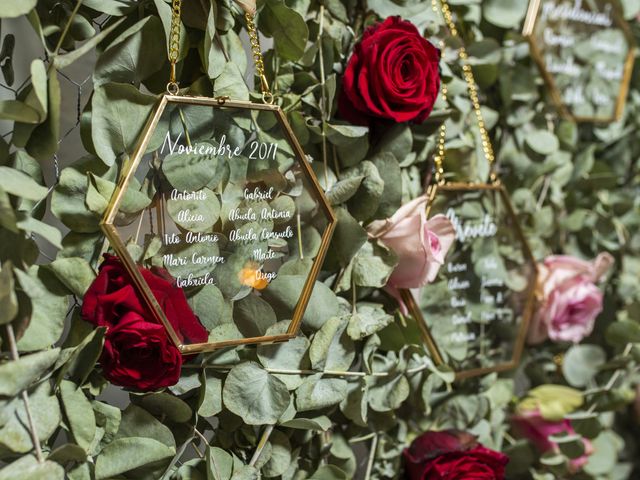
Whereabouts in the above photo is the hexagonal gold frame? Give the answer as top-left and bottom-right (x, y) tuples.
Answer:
(523, 0), (636, 123)
(101, 94), (337, 354)
(400, 181), (538, 380)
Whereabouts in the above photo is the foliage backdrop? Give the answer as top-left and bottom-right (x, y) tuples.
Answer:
(0, 0), (639, 479)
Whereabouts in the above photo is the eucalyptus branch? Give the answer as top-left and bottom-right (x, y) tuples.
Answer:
(318, 5), (330, 187)
(583, 343), (634, 405)
(5, 324), (43, 463)
(53, 0), (85, 57)
(363, 434), (378, 480)
(349, 432), (376, 443)
(249, 424), (274, 467)
(185, 361), (435, 378)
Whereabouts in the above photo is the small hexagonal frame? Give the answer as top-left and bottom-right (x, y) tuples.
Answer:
(101, 94), (336, 354)
(523, 0), (635, 123)
(400, 182), (538, 380)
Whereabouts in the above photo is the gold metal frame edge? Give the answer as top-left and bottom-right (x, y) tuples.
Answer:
(404, 181), (538, 381)
(522, 0), (636, 124)
(101, 93), (337, 353)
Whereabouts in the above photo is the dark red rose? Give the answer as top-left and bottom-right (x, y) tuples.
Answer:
(339, 16), (441, 125)
(403, 430), (508, 480)
(82, 254), (207, 344)
(81, 254), (207, 391)
(100, 311), (182, 390)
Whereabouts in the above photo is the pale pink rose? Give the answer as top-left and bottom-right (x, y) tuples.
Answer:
(512, 409), (594, 472)
(527, 253), (614, 345)
(367, 195), (456, 313)
(232, 0), (256, 14)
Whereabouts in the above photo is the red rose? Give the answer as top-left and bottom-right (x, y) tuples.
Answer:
(82, 254), (207, 344)
(339, 16), (441, 125)
(100, 311), (182, 390)
(82, 254), (207, 391)
(403, 430), (508, 480)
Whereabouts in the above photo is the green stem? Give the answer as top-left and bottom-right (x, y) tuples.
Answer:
(53, 0), (85, 57)
(364, 434), (378, 480)
(6, 324), (43, 463)
(249, 425), (274, 466)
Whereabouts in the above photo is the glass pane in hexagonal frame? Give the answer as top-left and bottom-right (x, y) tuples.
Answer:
(523, 0), (635, 122)
(101, 95), (336, 353)
(401, 183), (537, 379)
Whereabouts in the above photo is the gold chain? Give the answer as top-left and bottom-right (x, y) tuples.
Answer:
(167, 0), (182, 94)
(245, 12), (273, 104)
(432, 0), (497, 184)
(166, 1), (273, 102)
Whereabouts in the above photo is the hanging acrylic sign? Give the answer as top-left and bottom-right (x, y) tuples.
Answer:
(523, 0), (635, 122)
(401, 0), (538, 379)
(100, 7), (336, 353)
(400, 183), (537, 379)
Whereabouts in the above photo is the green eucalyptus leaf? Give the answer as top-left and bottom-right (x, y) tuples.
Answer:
(0, 100), (41, 123)
(262, 429), (292, 477)
(199, 373), (223, 417)
(82, 0), (137, 15)
(525, 130), (560, 156)
(280, 415), (332, 430)
(59, 380), (97, 452)
(0, 348), (60, 397)
(52, 157), (115, 232)
(352, 241), (397, 288)
(214, 63), (249, 100)
(116, 404), (175, 449)
(222, 362), (290, 425)
(260, 0), (309, 61)
(258, 321), (310, 390)
(483, 0), (528, 28)
(15, 214), (62, 249)
(91, 83), (162, 166)
(0, 456), (64, 480)
(189, 284), (231, 330)
(309, 315), (354, 371)
(23, 66), (61, 160)
(94, 437), (175, 479)
(0, 167), (48, 201)
(14, 267), (68, 351)
(136, 392), (193, 423)
(48, 257), (96, 297)
(54, 18), (127, 69)
(162, 148), (223, 191)
(262, 275), (339, 331)
(0, 262), (18, 325)
(562, 344), (606, 388)
(95, 17), (165, 86)
(167, 188), (220, 232)
(207, 446), (233, 480)
(0, 0), (37, 18)
(0, 381), (61, 453)
(295, 374), (348, 411)
(368, 373), (410, 412)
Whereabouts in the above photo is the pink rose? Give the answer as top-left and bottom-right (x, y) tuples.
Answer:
(512, 409), (593, 472)
(527, 253), (613, 345)
(367, 194), (455, 313)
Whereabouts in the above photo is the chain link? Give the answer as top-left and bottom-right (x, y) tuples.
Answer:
(167, 0), (182, 93)
(245, 12), (273, 103)
(166, 1), (272, 102)
(432, 0), (497, 184)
